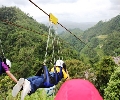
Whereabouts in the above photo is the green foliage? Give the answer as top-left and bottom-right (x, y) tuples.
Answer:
(102, 31), (120, 56)
(4, 89), (54, 100)
(59, 28), (84, 52)
(94, 57), (117, 97)
(65, 59), (95, 81)
(104, 67), (120, 100)
(66, 59), (86, 78)
(0, 76), (14, 99)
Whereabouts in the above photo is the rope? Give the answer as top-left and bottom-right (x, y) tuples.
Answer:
(51, 24), (63, 63)
(43, 22), (63, 65)
(53, 26), (63, 60)
(43, 21), (52, 65)
(51, 32), (56, 63)
(0, 39), (5, 58)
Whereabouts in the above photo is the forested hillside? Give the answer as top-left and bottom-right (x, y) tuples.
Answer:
(59, 15), (120, 63)
(59, 28), (84, 52)
(0, 6), (120, 100)
(80, 15), (120, 64)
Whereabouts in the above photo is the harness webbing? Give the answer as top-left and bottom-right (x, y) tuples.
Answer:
(43, 65), (63, 88)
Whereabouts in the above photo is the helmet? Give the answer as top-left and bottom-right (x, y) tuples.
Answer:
(55, 60), (64, 67)
(6, 59), (11, 68)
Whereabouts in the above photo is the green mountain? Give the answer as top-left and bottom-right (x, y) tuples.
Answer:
(59, 15), (120, 63)
(81, 15), (120, 62)
(59, 28), (84, 52)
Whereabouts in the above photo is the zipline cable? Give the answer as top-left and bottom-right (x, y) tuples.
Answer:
(29, 0), (91, 48)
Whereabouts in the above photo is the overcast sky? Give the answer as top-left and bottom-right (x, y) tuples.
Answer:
(0, 0), (120, 23)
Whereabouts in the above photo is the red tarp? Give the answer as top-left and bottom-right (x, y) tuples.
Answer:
(55, 79), (103, 100)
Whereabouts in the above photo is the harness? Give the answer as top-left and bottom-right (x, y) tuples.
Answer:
(36, 65), (63, 88)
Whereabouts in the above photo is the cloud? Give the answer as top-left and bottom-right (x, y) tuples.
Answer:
(11, 0), (28, 5)
(34, 0), (79, 4)
(0, 0), (28, 6)
(109, 0), (120, 12)
(109, 0), (120, 5)
(0, 0), (120, 23)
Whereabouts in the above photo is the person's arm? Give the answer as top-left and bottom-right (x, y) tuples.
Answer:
(66, 70), (70, 80)
(62, 69), (70, 80)
(6, 71), (18, 83)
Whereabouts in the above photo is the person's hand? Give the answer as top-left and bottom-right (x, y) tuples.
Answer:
(66, 70), (70, 80)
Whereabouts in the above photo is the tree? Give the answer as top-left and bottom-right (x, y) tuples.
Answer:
(104, 66), (120, 100)
(94, 57), (116, 97)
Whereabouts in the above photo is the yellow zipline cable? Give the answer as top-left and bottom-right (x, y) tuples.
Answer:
(29, 0), (91, 48)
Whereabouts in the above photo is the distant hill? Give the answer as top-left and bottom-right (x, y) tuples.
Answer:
(58, 28), (85, 52)
(58, 15), (120, 63)
(81, 15), (120, 56)
(44, 21), (97, 33)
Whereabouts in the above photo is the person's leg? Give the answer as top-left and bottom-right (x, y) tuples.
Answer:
(21, 79), (31, 100)
(12, 75), (44, 98)
(12, 75), (38, 97)
(27, 76), (41, 82)
(28, 75), (45, 94)
(21, 75), (44, 100)
(12, 78), (24, 97)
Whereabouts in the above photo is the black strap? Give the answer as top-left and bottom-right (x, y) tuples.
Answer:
(3, 58), (6, 64)
(35, 67), (43, 76)
(0, 57), (2, 62)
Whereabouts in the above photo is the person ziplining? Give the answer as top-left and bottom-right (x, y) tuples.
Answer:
(12, 60), (69, 100)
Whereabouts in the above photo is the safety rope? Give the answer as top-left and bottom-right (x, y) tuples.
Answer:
(43, 21), (63, 65)
(43, 21), (52, 65)
(59, 41), (63, 60)
(0, 39), (5, 58)
(50, 24), (63, 61)
(51, 31), (56, 64)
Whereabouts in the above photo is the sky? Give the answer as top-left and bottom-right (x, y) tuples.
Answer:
(0, 0), (120, 23)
